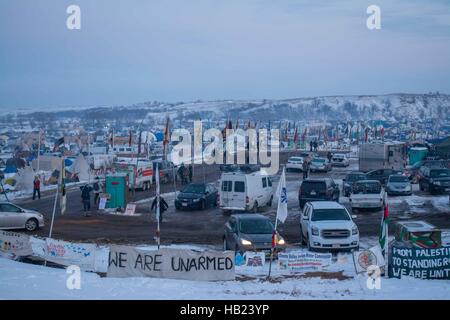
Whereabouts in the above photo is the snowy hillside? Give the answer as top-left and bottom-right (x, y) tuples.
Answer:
(9, 93), (450, 123)
(137, 93), (450, 122)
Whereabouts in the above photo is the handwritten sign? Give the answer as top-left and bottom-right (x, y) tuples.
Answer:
(107, 246), (235, 281)
(124, 204), (136, 216)
(0, 231), (32, 258)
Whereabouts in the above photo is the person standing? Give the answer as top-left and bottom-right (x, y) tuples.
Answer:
(151, 195), (168, 223)
(32, 176), (41, 200)
(327, 151), (332, 163)
(80, 184), (93, 216)
(302, 159), (309, 180)
(309, 140), (313, 152)
(93, 177), (102, 205)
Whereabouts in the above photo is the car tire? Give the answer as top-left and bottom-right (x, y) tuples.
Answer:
(25, 218), (38, 232)
(306, 234), (312, 251)
(200, 200), (206, 210)
(223, 237), (228, 251)
(222, 209), (231, 216)
(300, 227), (306, 246)
(253, 202), (258, 213)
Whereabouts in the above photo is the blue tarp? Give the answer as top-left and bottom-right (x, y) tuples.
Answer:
(4, 165), (17, 174)
(154, 132), (164, 142)
(64, 158), (74, 167)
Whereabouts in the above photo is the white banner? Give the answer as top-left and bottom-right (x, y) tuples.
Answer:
(44, 238), (98, 272)
(278, 250), (332, 272)
(353, 245), (385, 274)
(107, 246), (235, 281)
(0, 230), (32, 258)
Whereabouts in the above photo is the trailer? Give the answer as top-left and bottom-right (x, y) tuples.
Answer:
(358, 142), (406, 172)
(114, 159), (153, 190)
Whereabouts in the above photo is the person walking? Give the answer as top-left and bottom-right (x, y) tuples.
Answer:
(309, 140), (313, 152)
(178, 163), (186, 185)
(313, 140), (318, 152)
(327, 151), (333, 163)
(93, 177), (102, 205)
(80, 184), (93, 216)
(151, 195), (168, 223)
(32, 176), (41, 200)
(302, 159), (309, 180)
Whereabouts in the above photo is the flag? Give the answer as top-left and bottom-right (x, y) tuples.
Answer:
(275, 167), (288, 224)
(53, 137), (64, 152)
(293, 126), (298, 144)
(302, 128), (307, 142)
(163, 117), (170, 159)
(379, 196), (389, 255)
(60, 158), (66, 215)
(109, 128), (115, 147)
(138, 130), (142, 154)
(128, 130), (132, 147)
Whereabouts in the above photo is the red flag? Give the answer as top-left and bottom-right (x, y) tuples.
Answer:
(271, 231), (277, 248)
(293, 126), (298, 143)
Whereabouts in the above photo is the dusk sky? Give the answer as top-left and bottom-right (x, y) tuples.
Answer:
(1, 0), (449, 109)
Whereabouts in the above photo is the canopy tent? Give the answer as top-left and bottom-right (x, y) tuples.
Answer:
(71, 155), (90, 182)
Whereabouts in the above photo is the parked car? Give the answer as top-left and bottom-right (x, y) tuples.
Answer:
(404, 160), (448, 183)
(331, 154), (350, 167)
(286, 156), (304, 172)
(300, 201), (359, 251)
(386, 174), (412, 196)
(310, 157), (332, 172)
(0, 202), (45, 231)
(298, 178), (340, 209)
(219, 169), (273, 214)
(418, 168), (450, 194)
(350, 180), (385, 211)
(175, 183), (218, 210)
(342, 172), (367, 197)
(223, 213), (286, 254)
(366, 169), (403, 185)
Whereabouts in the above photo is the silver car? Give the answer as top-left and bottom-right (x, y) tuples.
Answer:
(0, 202), (45, 231)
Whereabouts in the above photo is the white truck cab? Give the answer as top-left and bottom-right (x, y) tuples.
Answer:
(300, 201), (359, 251)
(219, 169), (273, 214)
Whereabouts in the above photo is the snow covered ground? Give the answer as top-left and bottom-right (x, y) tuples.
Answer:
(1, 247), (449, 300)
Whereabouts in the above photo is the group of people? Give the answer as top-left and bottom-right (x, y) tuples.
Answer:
(309, 140), (319, 152)
(177, 163), (193, 185)
(80, 177), (104, 217)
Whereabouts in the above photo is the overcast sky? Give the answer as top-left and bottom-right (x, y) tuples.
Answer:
(1, 0), (449, 109)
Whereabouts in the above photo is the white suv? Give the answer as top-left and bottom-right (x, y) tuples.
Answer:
(300, 201), (359, 251)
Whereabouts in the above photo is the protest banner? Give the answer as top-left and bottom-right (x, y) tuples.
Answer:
(107, 246), (235, 281)
(389, 245), (450, 280)
(0, 231), (32, 258)
(244, 252), (265, 267)
(44, 238), (97, 271)
(278, 250), (332, 272)
(353, 245), (385, 274)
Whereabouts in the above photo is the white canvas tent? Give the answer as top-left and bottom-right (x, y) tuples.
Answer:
(15, 166), (36, 191)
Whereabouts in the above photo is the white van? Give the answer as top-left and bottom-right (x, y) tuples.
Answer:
(219, 170), (274, 214)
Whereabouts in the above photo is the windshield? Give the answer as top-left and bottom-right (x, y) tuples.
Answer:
(239, 219), (274, 234)
(347, 174), (366, 182)
(313, 158), (325, 163)
(354, 182), (381, 194)
(311, 209), (350, 221)
(289, 157), (303, 162)
(182, 184), (205, 194)
(389, 175), (409, 183)
(430, 169), (450, 178)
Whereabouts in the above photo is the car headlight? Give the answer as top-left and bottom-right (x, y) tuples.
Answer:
(434, 181), (441, 186)
(192, 198), (201, 202)
(277, 238), (285, 245)
(311, 227), (319, 236)
(241, 239), (252, 246)
(352, 226), (359, 235)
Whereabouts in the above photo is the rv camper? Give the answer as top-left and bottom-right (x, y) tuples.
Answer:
(359, 142), (406, 172)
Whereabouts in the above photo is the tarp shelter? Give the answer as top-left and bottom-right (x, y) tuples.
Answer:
(15, 166), (36, 191)
(71, 155), (90, 182)
(3, 165), (17, 174)
(31, 155), (62, 172)
(154, 132), (164, 142)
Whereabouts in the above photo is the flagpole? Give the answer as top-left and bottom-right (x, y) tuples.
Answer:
(155, 163), (161, 250)
(384, 197), (389, 278)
